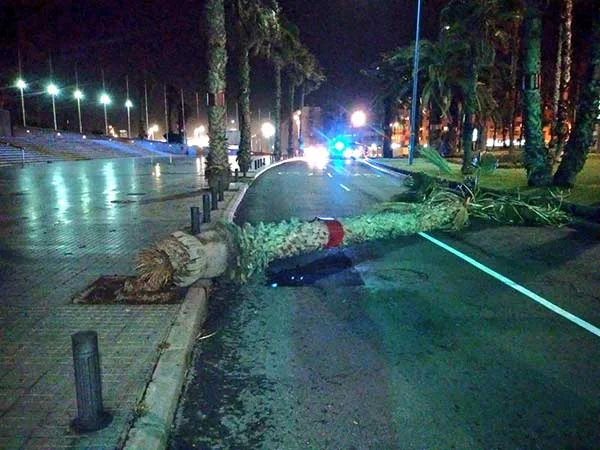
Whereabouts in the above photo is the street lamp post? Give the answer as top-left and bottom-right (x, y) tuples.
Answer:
(408, 0), (422, 165)
(47, 84), (59, 131)
(125, 99), (133, 138)
(16, 79), (27, 127)
(74, 90), (84, 133)
(100, 93), (111, 136)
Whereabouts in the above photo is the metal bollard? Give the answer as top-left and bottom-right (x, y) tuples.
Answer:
(71, 331), (112, 433)
(191, 206), (201, 234)
(217, 180), (224, 201)
(202, 193), (211, 223)
(234, 169), (239, 181)
(211, 187), (218, 210)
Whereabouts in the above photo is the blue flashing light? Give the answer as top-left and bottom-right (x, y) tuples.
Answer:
(334, 141), (345, 151)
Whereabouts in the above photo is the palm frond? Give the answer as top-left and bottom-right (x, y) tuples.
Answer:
(419, 146), (452, 174)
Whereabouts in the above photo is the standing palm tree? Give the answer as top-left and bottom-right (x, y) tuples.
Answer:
(270, 17), (300, 160)
(297, 53), (325, 152)
(205, 0), (230, 189)
(551, 0), (573, 157)
(366, 45), (418, 158)
(441, 0), (505, 174)
(553, 3), (600, 187)
(230, 0), (280, 176)
(521, 0), (553, 186)
(285, 43), (309, 158)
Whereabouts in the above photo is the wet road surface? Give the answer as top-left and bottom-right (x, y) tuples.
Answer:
(170, 159), (600, 449)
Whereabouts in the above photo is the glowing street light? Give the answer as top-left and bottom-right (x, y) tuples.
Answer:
(125, 99), (133, 138)
(99, 93), (111, 135)
(47, 83), (59, 131)
(261, 121), (275, 152)
(16, 79), (27, 127)
(350, 110), (367, 128)
(261, 121), (275, 138)
(74, 89), (84, 133)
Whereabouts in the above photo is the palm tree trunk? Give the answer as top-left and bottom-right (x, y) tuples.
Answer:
(136, 202), (465, 289)
(508, 24), (521, 154)
(552, 0), (573, 156)
(382, 96), (393, 158)
(553, 4), (600, 187)
(205, 0), (230, 189)
(522, 1), (552, 186)
(237, 44), (252, 176)
(552, 24), (564, 128)
(461, 51), (476, 174)
(447, 97), (460, 156)
(298, 84), (305, 153)
(287, 80), (296, 158)
(273, 63), (282, 161)
(428, 100), (443, 154)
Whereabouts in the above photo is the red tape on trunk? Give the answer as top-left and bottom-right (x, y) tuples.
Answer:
(322, 219), (345, 248)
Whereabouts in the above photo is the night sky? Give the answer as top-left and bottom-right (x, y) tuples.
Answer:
(0, 0), (594, 134)
(0, 0), (443, 133)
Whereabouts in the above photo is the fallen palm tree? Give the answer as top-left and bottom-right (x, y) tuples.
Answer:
(131, 181), (570, 292)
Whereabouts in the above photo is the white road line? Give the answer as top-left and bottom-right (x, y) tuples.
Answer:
(418, 232), (600, 338)
(327, 173), (333, 178)
(339, 184), (351, 192)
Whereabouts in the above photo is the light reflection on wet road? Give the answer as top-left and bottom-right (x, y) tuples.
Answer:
(0, 156), (207, 307)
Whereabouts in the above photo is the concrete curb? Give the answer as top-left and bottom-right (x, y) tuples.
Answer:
(121, 282), (210, 450)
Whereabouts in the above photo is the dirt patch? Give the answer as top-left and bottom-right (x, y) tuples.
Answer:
(72, 275), (185, 304)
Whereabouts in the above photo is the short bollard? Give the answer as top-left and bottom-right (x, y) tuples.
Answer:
(217, 180), (224, 201)
(71, 331), (112, 433)
(211, 187), (218, 210)
(191, 206), (201, 234)
(202, 193), (211, 223)
(234, 169), (239, 181)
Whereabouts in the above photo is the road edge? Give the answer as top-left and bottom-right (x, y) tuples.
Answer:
(121, 281), (210, 450)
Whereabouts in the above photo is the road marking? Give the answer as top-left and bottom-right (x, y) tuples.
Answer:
(339, 184), (351, 192)
(327, 173), (333, 178)
(418, 232), (600, 338)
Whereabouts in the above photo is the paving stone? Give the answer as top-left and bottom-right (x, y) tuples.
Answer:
(0, 157), (236, 449)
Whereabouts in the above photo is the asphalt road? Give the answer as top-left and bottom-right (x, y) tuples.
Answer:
(170, 159), (600, 450)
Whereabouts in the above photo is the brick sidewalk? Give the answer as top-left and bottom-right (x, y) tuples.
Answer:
(0, 157), (242, 450)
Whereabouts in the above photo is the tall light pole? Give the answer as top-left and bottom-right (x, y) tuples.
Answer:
(100, 93), (111, 135)
(125, 99), (133, 138)
(180, 88), (186, 145)
(163, 84), (169, 142)
(408, 0), (422, 165)
(196, 92), (200, 121)
(74, 89), (84, 133)
(125, 75), (132, 138)
(144, 80), (150, 136)
(16, 79), (27, 127)
(47, 83), (59, 131)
